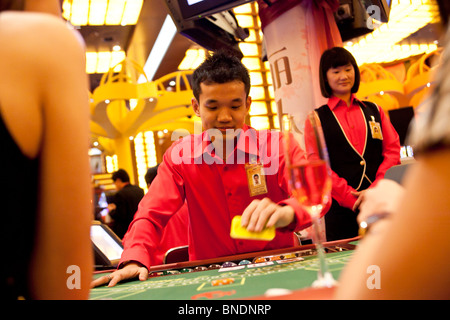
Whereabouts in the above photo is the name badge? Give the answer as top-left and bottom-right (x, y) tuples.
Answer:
(245, 163), (268, 197)
(369, 116), (383, 140)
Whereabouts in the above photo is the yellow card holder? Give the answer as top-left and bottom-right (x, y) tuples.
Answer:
(230, 215), (276, 241)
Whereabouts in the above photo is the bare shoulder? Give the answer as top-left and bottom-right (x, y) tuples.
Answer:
(0, 12), (85, 65)
(0, 11), (82, 41)
(0, 12), (88, 158)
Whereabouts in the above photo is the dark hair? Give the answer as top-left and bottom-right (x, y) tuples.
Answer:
(112, 169), (130, 183)
(192, 50), (250, 102)
(144, 164), (160, 186)
(0, 0), (24, 12)
(437, 0), (450, 28)
(319, 47), (360, 98)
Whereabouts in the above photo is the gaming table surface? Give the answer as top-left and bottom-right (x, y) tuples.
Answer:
(90, 237), (359, 300)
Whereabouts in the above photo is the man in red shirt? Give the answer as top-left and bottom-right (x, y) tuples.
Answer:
(92, 51), (325, 288)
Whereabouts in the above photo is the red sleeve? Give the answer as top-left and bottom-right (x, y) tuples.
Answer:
(330, 170), (357, 209)
(372, 105), (401, 186)
(119, 148), (186, 270)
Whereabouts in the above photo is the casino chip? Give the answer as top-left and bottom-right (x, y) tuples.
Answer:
(253, 256), (271, 263)
(162, 270), (180, 275)
(221, 261), (237, 268)
(211, 278), (235, 286)
(194, 266), (208, 271)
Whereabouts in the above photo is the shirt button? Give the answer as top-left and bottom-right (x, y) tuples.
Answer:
(227, 192), (232, 196)
(360, 160), (365, 166)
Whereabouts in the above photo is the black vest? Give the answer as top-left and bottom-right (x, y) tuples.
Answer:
(316, 100), (383, 191)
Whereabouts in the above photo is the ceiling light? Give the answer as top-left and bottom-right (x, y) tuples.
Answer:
(344, 0), (440, 65)
(121, 0), (143, 25)
(85, 50), (126, 74)
(178, 48), (207, 70)
(62, 0), (143, 26)
(89, 0), (107, 25)
(138, 15), (177, 82)
(105, 0), (126, 25)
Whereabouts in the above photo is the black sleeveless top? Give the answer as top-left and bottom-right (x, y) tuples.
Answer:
(0, 111), (39, 299)
(316, 100), (384, 191)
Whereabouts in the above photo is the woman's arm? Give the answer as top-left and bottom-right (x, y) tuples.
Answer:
(26, 15), (93, 299)
(335, 149), (450, 299)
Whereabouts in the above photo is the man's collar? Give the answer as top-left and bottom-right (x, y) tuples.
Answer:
(192, 124), (261, 160)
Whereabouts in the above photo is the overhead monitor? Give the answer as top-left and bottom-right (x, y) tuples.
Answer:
(165, 0), (248, 59)
(175, 0), (255, 21)
(335, 0), (391, 41)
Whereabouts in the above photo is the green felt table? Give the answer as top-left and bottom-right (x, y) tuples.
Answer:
(90, 238), (359, 300)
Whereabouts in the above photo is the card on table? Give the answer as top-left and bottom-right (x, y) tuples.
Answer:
(230, 215), (275, 241)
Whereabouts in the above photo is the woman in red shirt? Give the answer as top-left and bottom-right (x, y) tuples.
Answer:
(306, 47), (400, 241)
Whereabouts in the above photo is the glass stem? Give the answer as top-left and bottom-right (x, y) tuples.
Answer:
(313, 218), (328, 278)
(310, 208), (329, 279)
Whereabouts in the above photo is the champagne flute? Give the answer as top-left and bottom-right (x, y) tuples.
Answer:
(283, 112), (336, 288)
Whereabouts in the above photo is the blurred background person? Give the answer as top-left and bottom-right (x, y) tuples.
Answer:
(108, 169), (144, 239)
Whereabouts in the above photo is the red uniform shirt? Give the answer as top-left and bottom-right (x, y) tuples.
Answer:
(151, 204), (188, 265)
(318, 95), (400, 209)
(120, 125), (320, 269)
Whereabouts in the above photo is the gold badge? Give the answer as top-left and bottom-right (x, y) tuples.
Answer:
(369, 116), (383, 140)
(245, 163), (268, 197)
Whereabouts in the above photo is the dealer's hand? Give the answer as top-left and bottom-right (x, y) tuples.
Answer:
(357, 179), (405, 224)
(90, 262), (148, 288)
(240, 198), (295, 233)
(351, 190), (367, 212)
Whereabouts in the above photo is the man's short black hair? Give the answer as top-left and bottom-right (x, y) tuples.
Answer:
(145, 164), (160, 186)
(319, 47), (360, 98)
(112, 169), (130, 183)
(192, 50), (250, 102)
